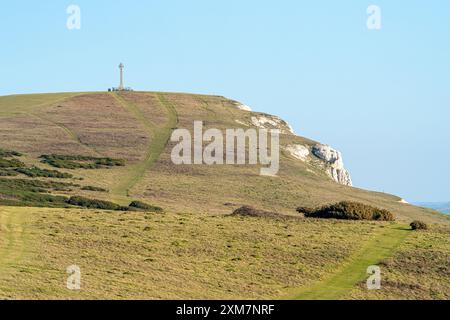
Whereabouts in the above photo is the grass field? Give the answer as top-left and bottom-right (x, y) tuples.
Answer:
(0, 206), (388, 299)
(0, 91), (448, 300)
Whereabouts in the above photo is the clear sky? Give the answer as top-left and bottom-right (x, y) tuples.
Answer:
(0, 1), (449, 202)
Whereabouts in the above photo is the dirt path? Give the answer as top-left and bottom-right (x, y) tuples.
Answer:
(290, 224), (411, 300)
(110, 93), (178, 201)
(0, 208), (27, 276)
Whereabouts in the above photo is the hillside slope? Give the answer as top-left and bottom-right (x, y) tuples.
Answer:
(0, 91), (449, 300)
(0, 91), (445, 224)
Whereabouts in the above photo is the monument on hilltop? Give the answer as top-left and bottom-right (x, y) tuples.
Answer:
(109, 63), (133, 92)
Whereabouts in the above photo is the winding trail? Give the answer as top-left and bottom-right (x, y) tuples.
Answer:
(290, 224), (410, 300)
(28, 113), (101, 157)
(110, 93), (178, 201)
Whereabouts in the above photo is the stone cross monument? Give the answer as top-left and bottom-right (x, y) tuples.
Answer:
(118, 63), (124, 90)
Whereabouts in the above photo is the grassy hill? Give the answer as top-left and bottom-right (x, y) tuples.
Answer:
(0, 91), (448, 300)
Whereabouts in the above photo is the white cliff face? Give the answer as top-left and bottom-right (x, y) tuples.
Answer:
(236, 104), (252, 112)
(229, 102), (351, 186)
(286, 144), (310, 161)
(251, 115), (295, 135)
(312, 144), (353, 186)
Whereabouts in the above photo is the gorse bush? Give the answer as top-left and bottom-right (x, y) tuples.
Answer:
(129, 201), (164, 213)
(410, 220), (428, 231)
(0, 178), (76, 208)
(232, 206), (282, 219)
(0, 158), (26, 168)
(15, 167), (73, 179)
(0, 178), (78, 192)
(0, 149), (26, 168)
(40, 154), (125, 169)
(297, 201), (395, 221)
(0, 169), (19, 177)
(0, 149), (22, 157)
(81, 186), (108, 192)
(67, 196), (122, 210)
(296, 206), (315, 215)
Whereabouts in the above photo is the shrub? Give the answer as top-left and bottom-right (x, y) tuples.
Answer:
(410, 220), (428, 231)
(15, 167), (73, 179)
(129, 201), (164, 213)
(232, 206), (281, 219)
(67, 196), (121, 210)
(0, 149), (22, 157)
(81, 186), (108, 192)
(40, 154), (125, 169)
(296, 206), (315, 215)
(0, 158), (26, 168)
(301, 201), (395, 221)
(0, 178), (78, 191)
(0, 170), (19, 177)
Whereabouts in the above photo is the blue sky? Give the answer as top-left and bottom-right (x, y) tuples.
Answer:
(0, 1), (449, 202)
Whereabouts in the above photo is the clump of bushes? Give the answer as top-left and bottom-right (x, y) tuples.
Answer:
(0, 149), (26, 168)
(232, 206), (281, 219)
(297, 201), (395, 221)
(0, 178), (77, 208)
(0, 178), (78, 192)
(410, 220), (428, 231)
(67, 196), (121, 210)
(0, 170), (19, 177)
(129, 201), (164, 213)
(296, 206), (315, 215)
(0, 158), (26, 168)
(0, 149), (22, 157)
(81, 186), (108, 192)
(14, 167), (73, 179)
(40, 154), (125, 170)
(66, 197), (164, 212)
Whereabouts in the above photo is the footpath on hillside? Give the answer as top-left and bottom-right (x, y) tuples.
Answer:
(290, 224), (410, 300)
(110, 93), (178, 202)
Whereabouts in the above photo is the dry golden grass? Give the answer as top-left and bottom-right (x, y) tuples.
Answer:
(0, 206), (382, 300)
